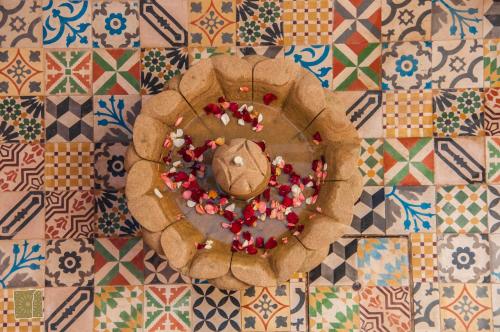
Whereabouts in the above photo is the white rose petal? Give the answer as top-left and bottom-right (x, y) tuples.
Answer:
(238, 118), (245, 126)
(221, 113), (230, 126)
(187, 200), (196, 207)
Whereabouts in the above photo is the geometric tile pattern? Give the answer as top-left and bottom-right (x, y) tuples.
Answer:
(0, 96), (44, 143)
(436, 184), (488, 234)
(358, 138), (384, 186)
(0, 191), (45, 240)
(44, 142), (94, 191)
(189, 0), (236, 47)
(139, 0), (188, 47)
(487, 137), (500, 183)
(44, 286), (93, 332)
(383, 90), (433, 138)
(351, 187), (385, 234)
(94, 285), (143, 331)
(236, 0), (283, 47)
(384, 138), (434, 186)
(0, 1), (42, 48)
(282, 0), (333, 45)
(309, 238), (358, 286)
(410, 233), (438, 283)
(484, 39), (499, 88)
(94, 237), (144, 286)
(432, 89), (485, 137)
(144, 285), (191, 331)
(413, 282), (440, 332)
(439, 283), (492, 332)
(309, 286), (359, 332)
(45, 96), (93, 142)
(359, 286), (411, 332)
(0, 49), (44, 96)
(45, 50), (91, 95)
(241, 285), (290, 331)
(0, 143), (44, 192)
(92, 49), (140, 95)
(485, 87), (500, 136)
(1, 288), (44, 331)
(381, 0), (431, 42)
(332, 0), (381, 43)
(432, 0), (483, 40)
(284, 45), (333, 89)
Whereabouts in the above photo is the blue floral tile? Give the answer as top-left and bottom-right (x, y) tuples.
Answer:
(94, 189), (140, 238)
(192, 284), (241, 331)
(92, 0), (140, 48)
(93, 95), (140, 142)
(0, 239), (44, 288)
(42, 0), (91, 48)
(432, 0), (483, 40)
(284, 45), (332, 89)
(381, 41), (432, 90)
(385, 185), (436, 234)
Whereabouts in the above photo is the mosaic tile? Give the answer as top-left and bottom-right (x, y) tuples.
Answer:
(357, 238), (409, 287)
(241, 284), (290, 331)
(484, 0), (500, 39)
(484, 39), (499, 88)
(45, 238), (94, 287)
(144, 244), (191, 285)
(358, 138), (384, 186)
(0, 96), (44, 143)
(0, 48), (44, 96)
(94, 142), (128, 190)
(309, 238), (358, 286)
(0, 143), (44, 192)
(432, 0), (483, 40)
(491, 233), (500, 282)
(487, 137), (500, 184)
(92, 49), (141, 95)
(308, 286), (359, 332)
(383, 89), (433, 137)
(45, 50), (91, 95)
(1, 288), (43, 331)
(359, 286), (411, 332)
(434, 137), (485, 184)
(284, 45), (332, 89)
(95, 189), (140, 238)
(344, 91), (383, 138)
(484, 87), (500, 135)
(237, 45), (284, 58)
(386, 185), (436, 234)
(436, 184), (488, 233)
(410, 232), (438, 283)
(92, 0), (140, 48)
(189, 46), (235, 65)
(44, 142), (94, 191)
(433, 88), (485, 137)
(489, 185), (500, 233)
(0, 240), (44, 288)
(289, 281), (307, 332)
(94, 237), (144, 286)
(44, 190), (95, 239)
(351, 186), (385, 234)
(332, 0), (381, 43)
(141, 47), (189, 95)
(236, 0), (283, 46)
(413, 282), (440, 332)
(192, 284), (241, 331)
(383, 138), (434, 186)
(438, 233), (490, 283)
(145, 285), (191, 332)
(381, 0), (432, 42)
(381, 41), (432, 91)
(140, 0), (188, 47)
(0, 1), (42, 47)
(94, 285), (143, 331)
(432, 39), (484, 89)
(44, 286), (93, 332)
(440, 283), (492, 332)
(45, 96), (93, 142)
(282, 0), (333, 45)
(42, 0), (91, 48)
(94, 95), (140, 142)
(0, 191), (44, 240)
(332, 42), (381, 91)
(189, 0), (236, 47)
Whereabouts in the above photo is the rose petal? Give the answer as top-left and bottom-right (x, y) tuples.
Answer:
(263, 93), (277, 105)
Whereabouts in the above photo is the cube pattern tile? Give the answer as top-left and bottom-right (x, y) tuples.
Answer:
(0, 1), (498, 331)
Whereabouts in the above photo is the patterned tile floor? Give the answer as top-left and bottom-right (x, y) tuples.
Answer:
(0, 0), (498, 331)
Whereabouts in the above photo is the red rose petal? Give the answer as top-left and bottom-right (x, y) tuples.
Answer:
(242, 231), (252, 241)
(283, 164), (293, 174)
(246, 245), (258, 255)
(223, 210), (235, 221)
(255, 237), (265, 248)
(282, 196), (293, 207)
(312, 131), (322, 142)
(230, 222), (242, 234)
(243, 205), (254, 220)
(265, 237), (278, 249)
(263, 93), (277, 105)
(278, 185), (291, 196)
